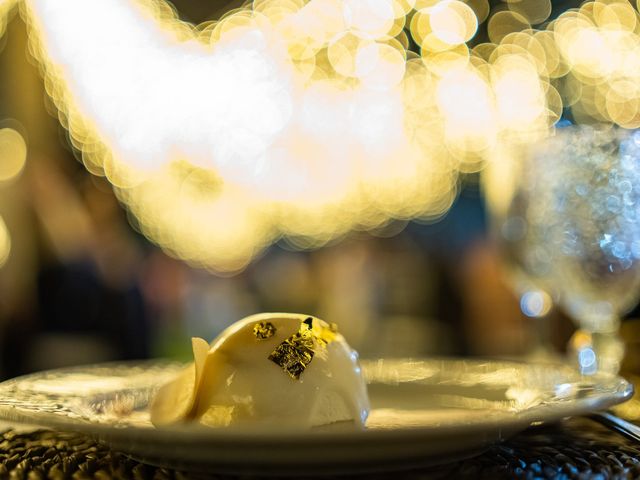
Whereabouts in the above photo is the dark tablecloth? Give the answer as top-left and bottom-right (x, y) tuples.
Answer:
(0, 417), (638, 479)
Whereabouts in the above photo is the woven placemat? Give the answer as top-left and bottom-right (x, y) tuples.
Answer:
(0, 417), (638, 479)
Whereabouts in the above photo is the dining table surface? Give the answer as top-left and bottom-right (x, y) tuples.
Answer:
(0, 415), (638, 479)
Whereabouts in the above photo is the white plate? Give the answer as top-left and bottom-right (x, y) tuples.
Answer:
(0, 359), (632, 475)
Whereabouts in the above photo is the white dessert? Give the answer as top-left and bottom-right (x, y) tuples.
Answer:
(150, 313), (370, 428)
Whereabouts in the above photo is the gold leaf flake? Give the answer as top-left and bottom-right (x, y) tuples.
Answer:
(253, 321), (277, 340)
(268, 317), (338, 380)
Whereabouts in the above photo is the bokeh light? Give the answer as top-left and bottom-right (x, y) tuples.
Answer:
(0, 0), (16, 39)
(0, 0), (635, 272)
(520, 290), (552, 318)
(0, 126), (25, 271)
(0, 216), (10, 268)
(0, 128), (27, 182)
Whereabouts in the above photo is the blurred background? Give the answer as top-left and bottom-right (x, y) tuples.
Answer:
(0, 0), (588, 378)
(0, 0), (639, 421)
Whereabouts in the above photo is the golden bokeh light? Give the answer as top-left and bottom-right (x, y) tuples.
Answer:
(487, 10), (530, 44)
(429, 1), (477, 46)
(484, 0), (640, 216)
(343, 0), (396, 38)
(0, 128), (27, 182)
(551, 0), (640, 128)
(464, 0), (489, 24)
(0, 216), (10, 268)
(506, 0), (552, 26)
(0, 0), (16, 39)
(0, 0), (635, 272)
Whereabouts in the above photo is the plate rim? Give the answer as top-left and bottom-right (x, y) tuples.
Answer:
(0, 357), (633, 442)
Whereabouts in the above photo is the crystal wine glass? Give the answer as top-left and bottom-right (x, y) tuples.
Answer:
(495, 125), (640, 374)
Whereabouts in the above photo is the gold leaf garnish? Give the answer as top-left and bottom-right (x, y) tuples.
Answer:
(253, 321), (276, 340)
(317, 322), (338, 346)
(269, 327), (314, 380)
(268, 317), (338, 380)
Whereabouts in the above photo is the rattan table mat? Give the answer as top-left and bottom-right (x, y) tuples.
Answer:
(0, 417), (638, 479)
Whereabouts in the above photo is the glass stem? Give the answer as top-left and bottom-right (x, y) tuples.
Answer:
(568, 326), (625, 375)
